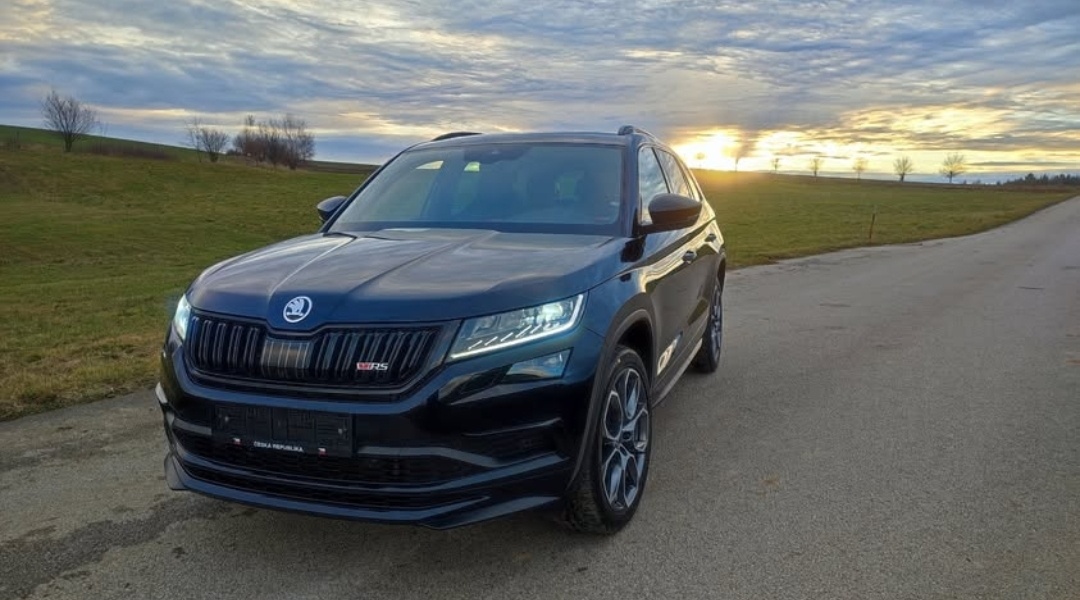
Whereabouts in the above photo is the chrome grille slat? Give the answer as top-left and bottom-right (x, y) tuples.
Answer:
(339, 333), (361, 380)
(399, 330), (429, 376)
(212, 322), (227, 369)
(385, 332), (407, 383)
(185, 315), (438, 388)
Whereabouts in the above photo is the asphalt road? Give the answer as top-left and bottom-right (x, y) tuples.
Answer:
(3, 197), (1079, 600)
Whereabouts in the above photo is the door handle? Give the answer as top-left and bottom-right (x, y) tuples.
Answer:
(682, 250), (697, 263)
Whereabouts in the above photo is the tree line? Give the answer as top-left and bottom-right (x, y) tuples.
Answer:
(999, 173), (1080, 187)
(769, 152), (969, 183)
(187, 114), (315, 168)
(39, 89), (316, 168)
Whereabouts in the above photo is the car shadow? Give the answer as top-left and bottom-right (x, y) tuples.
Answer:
(188, 501), (617, 591)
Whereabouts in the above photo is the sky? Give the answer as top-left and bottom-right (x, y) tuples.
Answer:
(2, 0), (1079, 181)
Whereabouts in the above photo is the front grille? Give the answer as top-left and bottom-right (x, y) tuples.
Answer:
(186, 314), (439, 388)
(176, 430), (483, 485)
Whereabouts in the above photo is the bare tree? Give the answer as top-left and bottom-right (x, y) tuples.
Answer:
(41, 90), (99, 152)
(939, 153), (967, 184)
(184, 118), (203, 161)
(852, 157), (868, 180)
(200, 129), (230, 163)
(277, 114), (315, 169)
(260, 118), (284, 165)
(233, 115), (265, 163)
(809, 156), (824, 177)
(294, 132), (316, 167)
(231, 114), (315, 168)
(771, 157), (781, 174)
(729, 140), (749, 172)
(185, 118), (231, 163)
(893, 156), (914, 182)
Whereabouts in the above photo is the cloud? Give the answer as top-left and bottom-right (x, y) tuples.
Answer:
(1, 0), (1078, 171)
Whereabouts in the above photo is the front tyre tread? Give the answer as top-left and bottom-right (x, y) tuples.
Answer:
(562, 346), (650, 534)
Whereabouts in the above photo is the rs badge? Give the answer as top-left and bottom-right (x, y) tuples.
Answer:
(356, 362), (390, 372)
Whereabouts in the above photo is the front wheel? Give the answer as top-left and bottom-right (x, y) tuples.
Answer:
(563, 346), (651, 534)
(692, 278), (723, 373)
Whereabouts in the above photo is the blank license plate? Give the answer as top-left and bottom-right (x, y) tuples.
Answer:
(212, 404), (352, 457)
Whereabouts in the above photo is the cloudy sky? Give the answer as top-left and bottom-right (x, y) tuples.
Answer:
(2, 0), (1079, 179)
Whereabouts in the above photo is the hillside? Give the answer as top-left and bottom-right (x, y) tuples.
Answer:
(0, 124), (379, 175)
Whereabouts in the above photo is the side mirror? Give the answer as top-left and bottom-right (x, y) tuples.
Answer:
(642, 193), (701, 233)
(316, 196), (347, 223)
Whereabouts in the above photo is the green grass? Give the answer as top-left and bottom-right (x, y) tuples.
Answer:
(2, 124), (201, 161)
(695, 170), (1073, 266)
(0, 130), (1074, 419)
(0, 124), (378, 175)
(0, 132), (362, 419)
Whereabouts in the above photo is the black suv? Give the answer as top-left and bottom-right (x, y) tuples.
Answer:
(159, 126), (725, 533)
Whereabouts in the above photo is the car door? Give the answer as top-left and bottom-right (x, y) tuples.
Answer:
(636, 147), (705, 382)
(653, 148), (713, 360)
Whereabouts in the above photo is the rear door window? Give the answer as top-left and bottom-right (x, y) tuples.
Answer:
(656, 150), (693, 198)
(638, 148), (669, 224)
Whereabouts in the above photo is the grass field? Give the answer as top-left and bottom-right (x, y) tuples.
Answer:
(1, 125), (1074, 419)
(694, 170), (1074, 266)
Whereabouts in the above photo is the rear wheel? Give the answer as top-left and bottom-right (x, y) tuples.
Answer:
(692, 278), (723, 373)
(563, 346), (651, 534)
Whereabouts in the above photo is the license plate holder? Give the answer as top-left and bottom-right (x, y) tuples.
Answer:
(212, 404), (353, 457)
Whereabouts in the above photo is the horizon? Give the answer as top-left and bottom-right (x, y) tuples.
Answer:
(2, 1), (1078, 179)
(5, 123), (1074, 185)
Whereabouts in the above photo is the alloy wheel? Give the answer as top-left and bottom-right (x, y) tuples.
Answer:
(599, 366), (650, 511)
(709, 284), (722, 354)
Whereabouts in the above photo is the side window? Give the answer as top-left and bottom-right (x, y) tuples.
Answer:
(656, 150), (693, 198)
(637, 148), (668, 224)
(681, 162), (706, 203)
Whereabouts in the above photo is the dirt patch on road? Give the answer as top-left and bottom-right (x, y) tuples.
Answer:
(0, 496), (231, 599)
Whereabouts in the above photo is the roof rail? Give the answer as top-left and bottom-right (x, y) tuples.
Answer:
(431, 131), (482, 141)
(617, 125), (655, 138)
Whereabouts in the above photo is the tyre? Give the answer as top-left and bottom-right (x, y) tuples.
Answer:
(692, 277), (723, 373)
(563, 346), (651, 534)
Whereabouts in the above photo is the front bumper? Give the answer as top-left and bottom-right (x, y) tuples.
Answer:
(158, 324), (603, 528)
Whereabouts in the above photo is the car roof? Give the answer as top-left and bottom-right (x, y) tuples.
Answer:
(411, 131), (643, 151)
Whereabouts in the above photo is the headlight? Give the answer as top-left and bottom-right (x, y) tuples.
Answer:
(173, 294), (192, 341)
(449, 294), (584, 360)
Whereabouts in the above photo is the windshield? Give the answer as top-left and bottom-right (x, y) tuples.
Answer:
(330, 143), (624, 235)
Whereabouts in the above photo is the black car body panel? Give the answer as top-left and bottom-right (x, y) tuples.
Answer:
(159, 127), (725, 528)
(190, 230), (624, 325)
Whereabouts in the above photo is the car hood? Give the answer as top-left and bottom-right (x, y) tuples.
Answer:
(188, 229), (625, 329)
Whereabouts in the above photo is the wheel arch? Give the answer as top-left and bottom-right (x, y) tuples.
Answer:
(566, 308), (655, 490)
(615, 318), (654, 384)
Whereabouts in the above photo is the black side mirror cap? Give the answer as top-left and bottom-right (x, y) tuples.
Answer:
(641, 193), (702, 233)
(316, 196), (347, 223)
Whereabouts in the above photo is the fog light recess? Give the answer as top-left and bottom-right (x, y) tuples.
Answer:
(505, 350), (571, 382)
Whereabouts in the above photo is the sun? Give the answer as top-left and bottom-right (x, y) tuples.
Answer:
(672, 130), (740, 170)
